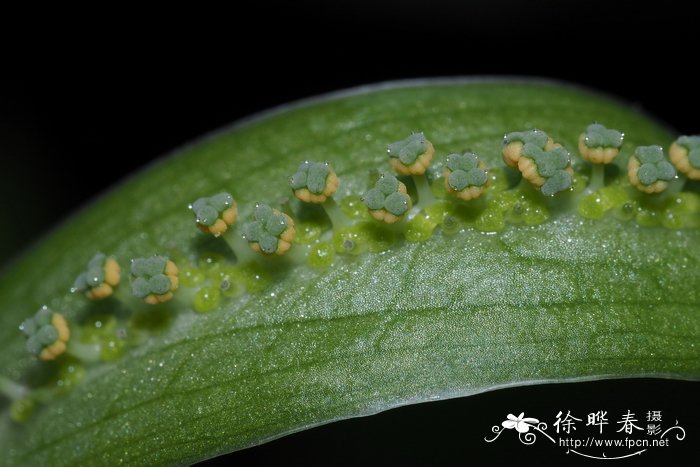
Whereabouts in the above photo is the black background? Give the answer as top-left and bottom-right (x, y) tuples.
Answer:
(1, 1), (698, 465)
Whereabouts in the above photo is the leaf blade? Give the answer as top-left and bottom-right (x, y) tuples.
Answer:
(0, 79), (698, 466)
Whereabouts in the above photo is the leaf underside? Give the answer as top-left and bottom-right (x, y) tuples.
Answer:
(0, 79), (698, 466)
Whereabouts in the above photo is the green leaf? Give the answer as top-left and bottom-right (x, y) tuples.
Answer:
(0, 79), (698, 466)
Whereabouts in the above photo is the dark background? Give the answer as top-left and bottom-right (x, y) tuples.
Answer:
(1, 1), (697, 465)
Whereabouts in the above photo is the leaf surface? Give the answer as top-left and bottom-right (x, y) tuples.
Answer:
(0, 79), (698, 466)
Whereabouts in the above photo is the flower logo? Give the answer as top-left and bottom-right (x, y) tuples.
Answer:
(502, 412), (540, 433)
(485, 411), (555, 445)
